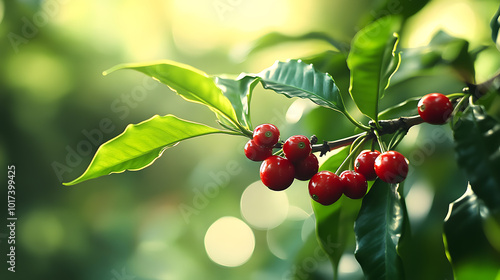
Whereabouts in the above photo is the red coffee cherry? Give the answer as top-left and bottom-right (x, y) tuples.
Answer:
(308, 171), (343, 205)
(417, 93), (453, 125)
(374, 151), (409, 184)
(253, 124), (280, 147)
(293, 153), (319, 181)
(354, 150), (381, 181)
(283, 135), (312, 162)
(340, 170), (368, 199)
(260, 155), (295, 191)
(244, 140), (273, 161)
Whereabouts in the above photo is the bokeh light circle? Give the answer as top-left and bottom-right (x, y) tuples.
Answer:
(240, 180), (289, 229)
(204, 216), (255, 267)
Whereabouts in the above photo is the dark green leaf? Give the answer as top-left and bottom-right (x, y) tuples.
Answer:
(104, 60), (240, 127)
(490, 5), (500, 46)
(453, 104), (500, 215)
(246, 31), (349, 57)
(354, 180), (407, 280)
(301, 50), (351, 97)
(347, 16), (402, 122)
(444, 187), (500, 273)
(64, 115), (228, 185)
(213, 75), (259, 130)
(362, 0), (430, 24)
(257, 59), (345, 113)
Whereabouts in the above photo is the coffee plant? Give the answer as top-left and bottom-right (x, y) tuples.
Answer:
(64, 6), (500, 280)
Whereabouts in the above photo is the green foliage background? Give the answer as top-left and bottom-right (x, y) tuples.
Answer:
(1, 0), (499, 279)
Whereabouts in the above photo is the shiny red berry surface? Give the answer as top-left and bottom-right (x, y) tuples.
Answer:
(354, 150), (381, 181)
(308, 171), (343, 205)
(293, 154), (319, 181)
(374, 151), (409, 184)
(260, 155), (295, 191)
(244, 140), (273, 161)
(417, 93), (453, 125)
(283, 135), (312, 162)
(253, 124), (280, 147)
(340, 170), (368, 199)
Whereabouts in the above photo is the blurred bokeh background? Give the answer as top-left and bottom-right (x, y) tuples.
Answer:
(1, 0), (499, 279)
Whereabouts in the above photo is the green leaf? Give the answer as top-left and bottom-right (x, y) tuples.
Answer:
(347, 16), (402, 122)
(301, 50), (351, 97)
(64, 115), (228, 185)
(378, 97), (420, 120)
(365, 0), (429, 22)
(354, 180), (407, 280)
(312, 147), (351, 273)
(444, 187), (500, 276)
(391, 31), (480, 87)
(104, 60), (239, 127)
(491, 5), (500, 47)
(257, 59), (345, 113)
(212, 75), (259, 130)
(246, 31), (349, 56)
(453, 104), (500, 215)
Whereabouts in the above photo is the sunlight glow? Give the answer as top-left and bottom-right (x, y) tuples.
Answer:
(405, 1), (487, 48)
(339, 254), (361, 274)
(286, 99), (311, 124)
(204, 217), (255, 267)
(406, 182), (434, 224)
(171, 0), (290, 54)
(0, 1), (4, 24)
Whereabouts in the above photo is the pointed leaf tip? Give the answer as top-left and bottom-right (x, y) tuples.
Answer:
(63, 115), (227, 185)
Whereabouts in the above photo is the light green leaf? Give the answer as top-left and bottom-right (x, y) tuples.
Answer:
(64, 115), (228, 185)
(246, 31), (349, 57)
(378, 97), (420, 120)
(347, 16), (402, 122)
(257, 59), (345, 113)
(104, 60), (239, 127)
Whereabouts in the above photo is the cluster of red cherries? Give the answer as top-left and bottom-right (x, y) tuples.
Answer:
(244, 124), (319, 190)
(244, 126), (409, 206)
(244, 92), (453, 206)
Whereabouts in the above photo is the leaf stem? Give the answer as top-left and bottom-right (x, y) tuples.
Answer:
(450, 94), (470, 129)
(335, 135), (367, 175)
(373, 129), (387, 153)
(446, 92), (466, 100)
(343, 110), (371, 131)
(236, 123), (254, 138)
